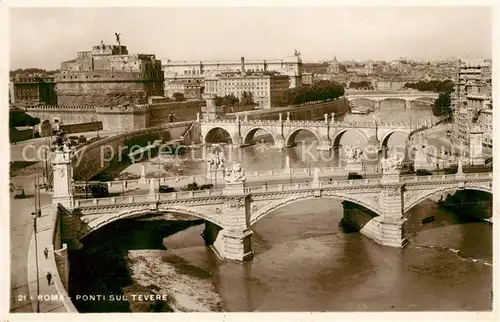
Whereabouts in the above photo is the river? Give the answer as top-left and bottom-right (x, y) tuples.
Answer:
(68, 100), (492, 312)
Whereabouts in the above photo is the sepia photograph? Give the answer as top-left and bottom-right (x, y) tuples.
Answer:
(2, 1), (497, 320)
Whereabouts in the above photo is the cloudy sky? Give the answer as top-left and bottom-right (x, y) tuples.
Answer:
(9, 6), (492, 70)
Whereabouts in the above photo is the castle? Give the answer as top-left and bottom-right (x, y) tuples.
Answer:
(54, 35), (164, 107)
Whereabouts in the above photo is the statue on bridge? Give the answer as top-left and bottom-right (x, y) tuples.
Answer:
(205, 147), (225, 171)
(224, 162), (246, 183)
(345, 146), (364, 162)
(54, 130), (71, 153)
(381, 154), (402, 174)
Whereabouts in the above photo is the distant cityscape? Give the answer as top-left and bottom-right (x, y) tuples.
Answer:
(8, 36), (493, 151)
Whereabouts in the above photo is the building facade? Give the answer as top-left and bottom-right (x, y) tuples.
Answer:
(162, 55), (302, 89)
(204, 71), (290, 109)
(451, 59), (492, 147)
(164, 79), (203, 99)
(55, 39), (164, 107)
(10, 74), (57, 107)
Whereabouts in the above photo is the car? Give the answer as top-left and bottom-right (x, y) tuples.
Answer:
(416, 169), (433, 176)
(444, 165), (458, 174)
(182, 182), (200, 191)
(199, 184), (214, 190)
(347, 172), (363, 180)
(159, 185), (176, 193)
(88, 183), (109, 198)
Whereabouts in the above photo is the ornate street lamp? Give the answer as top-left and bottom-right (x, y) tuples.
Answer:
(206, 147), (225, 188)
(31, 211), (40, 313)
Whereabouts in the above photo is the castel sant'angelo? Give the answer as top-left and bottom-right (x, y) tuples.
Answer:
(54, 34), (164, 107)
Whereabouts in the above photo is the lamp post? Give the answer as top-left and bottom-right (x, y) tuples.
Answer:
(207, 147), (225, 188)
(31, 210), (40, 313)
(31, 167), (41, 313)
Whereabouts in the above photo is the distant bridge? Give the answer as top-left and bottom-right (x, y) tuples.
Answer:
(345, 92), (438, 108)
(198, 113), (433, 151)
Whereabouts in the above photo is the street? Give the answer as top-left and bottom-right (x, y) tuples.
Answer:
(9, 174), (52, 312)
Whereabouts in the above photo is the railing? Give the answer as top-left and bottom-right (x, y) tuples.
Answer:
(73, 165), (381, 188)
(400, 172), (492, 184)
(75, 177), (386, 209)
(199, 118), (419, 129)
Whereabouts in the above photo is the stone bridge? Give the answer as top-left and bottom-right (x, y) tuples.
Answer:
(52, 146), (492, 262)
(346, 92), (438, 109)
(199, 113), (432, 151)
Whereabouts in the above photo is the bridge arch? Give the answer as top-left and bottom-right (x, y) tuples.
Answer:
(403, 186), (492, 214)
(348, 97), (376, 107)
(331, 129), (370, 148)
(79, 205), (224, 240)
(203, 126), (236, 145)
(250, 194), (381, 226)
(410, 97), (436, 104)
(380, 130), (411, 148)
(285, 128), (321, 147)
(242, 127), (276, 145)
(378, 97), (407, 108)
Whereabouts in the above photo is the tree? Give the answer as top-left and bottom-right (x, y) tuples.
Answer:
(172, 92), (185, 102)
(9, 110), (41, 128)
(404, 80), (454, 93)
(285, 80), (344, 105)
(433, 92), (452, 117)
(215, 94), (239, 106)
(240, 91), (255, 106)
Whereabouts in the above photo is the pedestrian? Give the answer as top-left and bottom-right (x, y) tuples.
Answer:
(46, 271), (52, 286)
(125, 180), (128, 188)
(44, 247), (49, 259)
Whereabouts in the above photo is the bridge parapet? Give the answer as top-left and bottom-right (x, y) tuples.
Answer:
(400, 172), (492, 184)
(75, 172), (492, 211)
(76, 177), (386, 210)
(73, 165), (380, 190)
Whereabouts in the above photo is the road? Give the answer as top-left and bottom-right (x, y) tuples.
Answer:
(10, 129), (124, 162)
(9, 175), (52, 312)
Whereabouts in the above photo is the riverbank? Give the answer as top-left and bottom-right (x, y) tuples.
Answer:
(127, 250), (224, 312)
(67, 218), (223, 312)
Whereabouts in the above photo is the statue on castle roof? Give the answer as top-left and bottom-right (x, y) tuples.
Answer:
(115, 32), (121, 43)
(293, 49), (301, 57)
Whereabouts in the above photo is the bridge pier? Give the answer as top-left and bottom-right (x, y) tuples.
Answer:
(375, 173), (408, 247)
(273, 137), (285, 149)
(204, 180), (254, 262)
(316, 140), (332, 151)
(404, 100), (412, 109)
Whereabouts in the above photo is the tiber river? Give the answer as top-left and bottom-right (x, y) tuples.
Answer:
(68, 100), (492, 312)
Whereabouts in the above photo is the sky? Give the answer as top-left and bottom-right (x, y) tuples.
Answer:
(9, 6), (493, 70)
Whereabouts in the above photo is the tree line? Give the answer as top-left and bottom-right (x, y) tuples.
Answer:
(403, 80), (455, 118)
(10, 109), (40, 128)
(215, 91), (255, 106)
(286, 80), (344, 105)
(348, 81), (374, 90)
(403, 79), (454, 93)
(10, 68), (60, 77)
